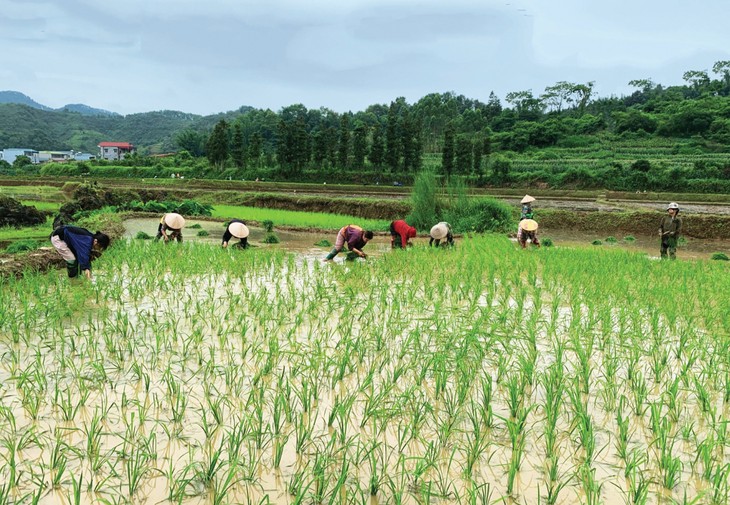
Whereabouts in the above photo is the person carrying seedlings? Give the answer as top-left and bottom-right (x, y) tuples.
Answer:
(324, 224), (373, 261)
(389, 219), (417, 248)
(659, 202), (682, 260)
(222, 219), (250, 249)
(155, 213), (185, 243)
(517, 219), (540, 249)
(520, 195), (535, 221)
(429, 222), (454, 247)
(50, 226), (110, 279)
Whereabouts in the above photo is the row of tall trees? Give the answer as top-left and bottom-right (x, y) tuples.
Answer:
(171, 60), (730, 178)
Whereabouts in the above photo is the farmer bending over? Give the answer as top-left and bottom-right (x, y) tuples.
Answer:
(50, 226), (110, 279)
(389, 219), (417, 248)
(429, 222), (454, 247)
(156, 213), (185, 243)
(324, 224), (373, 261)
(222, 219), (250, 249)
(517, 219), (540, 249)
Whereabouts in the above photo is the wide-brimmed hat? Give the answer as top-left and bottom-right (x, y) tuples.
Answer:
(521, 195), (536, 204)
(430, 222), (449, 240)
(520, 219), (538, 231)
(164, 213), (185, 229)
(229, 222), (249, 239)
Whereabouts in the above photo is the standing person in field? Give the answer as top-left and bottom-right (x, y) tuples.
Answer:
(659, 202), (682, 260)
(324, 224), (373, 261)
(50, 226), (110, 279)
(155, 213), (185, 243)
(517, 219), (540, 249)
(389, 219), (417, 248)
(520, 195), (535, 221)
(429, 222), (454, 247)
(222, 219), (250, 249)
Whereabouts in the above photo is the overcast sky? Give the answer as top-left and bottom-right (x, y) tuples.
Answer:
(2, 0), (729, 116)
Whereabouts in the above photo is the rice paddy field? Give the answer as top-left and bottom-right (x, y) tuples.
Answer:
(1, 236), (729, 505)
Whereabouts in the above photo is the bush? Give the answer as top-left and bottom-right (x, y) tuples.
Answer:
(135, 231), (153, 240)
(407, 169), (439, 230)
(5, 239), (41, 254)
(444, 197), (513, 233)
(0, 196), (46, 227)
(711, 252), (729, 261)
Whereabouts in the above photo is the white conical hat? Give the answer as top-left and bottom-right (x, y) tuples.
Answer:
(229, 222), (249, 239)
(520, 219), (538, 231)
(430, 222), (449, 240)
(164, 213), (185, 229)
(521, 195), (536, 204)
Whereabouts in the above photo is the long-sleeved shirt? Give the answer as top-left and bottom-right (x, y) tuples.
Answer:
(659, 215), (682, 239)
(390, 220), (417, 247)
(50, 226), (95, 271)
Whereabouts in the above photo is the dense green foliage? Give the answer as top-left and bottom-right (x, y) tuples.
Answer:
(2, 62), (730, 191)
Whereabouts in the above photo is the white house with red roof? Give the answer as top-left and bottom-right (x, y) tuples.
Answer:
(98, 141), (135, 161)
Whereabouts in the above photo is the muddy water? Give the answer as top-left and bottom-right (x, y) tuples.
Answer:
(539, 226), (730, 260)
(123, 217), (729, 262)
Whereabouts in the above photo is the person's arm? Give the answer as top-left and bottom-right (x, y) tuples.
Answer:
(674, 218), (682, 237)
(352, 247), (367, 258)
(400, 230), (409, 247)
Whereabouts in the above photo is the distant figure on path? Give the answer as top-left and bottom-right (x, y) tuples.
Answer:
(389, 219), (417, 248)
(659, 203), (682, 260)
(324, 224), (373, 261)
(222, 220), (250, 249)
(50, 226), (110, 279)
(156, 213), (185, 243)
(517, 219), (540, 249)
(429, 222), (454, 247)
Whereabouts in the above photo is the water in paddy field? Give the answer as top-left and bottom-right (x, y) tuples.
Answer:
(122, 218), (730, 262)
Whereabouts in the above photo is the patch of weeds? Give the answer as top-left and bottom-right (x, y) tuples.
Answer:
(592, 240), (602, 246)
(315, 239), (332, 247)
(5, 239), (41, 254)
(711, 252), (729, 261)
(197, 230), (209, 237)
(135, 231), (152, 240)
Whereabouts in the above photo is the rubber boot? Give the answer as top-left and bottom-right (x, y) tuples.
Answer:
(66, 260), (80, 278)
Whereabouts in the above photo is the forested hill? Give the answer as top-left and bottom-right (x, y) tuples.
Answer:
(1, 62), (730, 158)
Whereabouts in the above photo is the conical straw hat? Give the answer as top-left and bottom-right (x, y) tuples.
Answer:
(164, 213), (185, 229)
(520, 219), (538, 231)
(430, 222), (449, 240)
(229, 222), (249, 239)
(521, 195), (536, 204)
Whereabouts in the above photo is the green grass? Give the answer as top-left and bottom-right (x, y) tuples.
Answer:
(211, 205), (390, 231)
(20, 201), (62, 211)
(0, 217), (54, 241)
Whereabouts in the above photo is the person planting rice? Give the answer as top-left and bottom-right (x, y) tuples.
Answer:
(429, 222), (454, 247)
(155, 213), (185, 243)
(324, 224), (373, 261)
(389, 219), (417, 248)
(659, 202), (682, 260)
(50, 226), (110, 279)
(517, 219), (540, 249)
(520, 195), (535, 221)
(222, 219), (250, 249)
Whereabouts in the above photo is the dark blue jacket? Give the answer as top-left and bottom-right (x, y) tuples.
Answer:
(51, 226), (95, 271)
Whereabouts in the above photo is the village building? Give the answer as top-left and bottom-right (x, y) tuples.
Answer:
(0, 148), (40, 165)
(98, 141), (135, 161)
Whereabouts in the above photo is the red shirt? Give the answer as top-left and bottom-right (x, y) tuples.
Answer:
(391, 220), (417, 246)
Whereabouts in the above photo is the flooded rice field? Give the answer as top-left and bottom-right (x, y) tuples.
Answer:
(1, 234), (729, 504)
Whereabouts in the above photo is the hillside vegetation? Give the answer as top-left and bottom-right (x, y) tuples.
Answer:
(2, 61), (730, 191)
